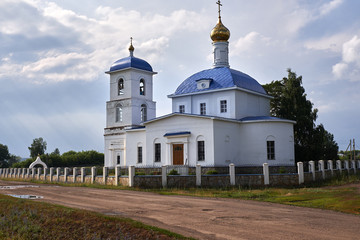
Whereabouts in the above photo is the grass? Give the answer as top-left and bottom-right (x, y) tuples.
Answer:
(0, 194), (194, 240)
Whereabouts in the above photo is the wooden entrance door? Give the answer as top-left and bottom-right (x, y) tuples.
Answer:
(173, 144), (184, 165)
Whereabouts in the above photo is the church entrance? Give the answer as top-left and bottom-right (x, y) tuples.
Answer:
(172, 144), (184, 165)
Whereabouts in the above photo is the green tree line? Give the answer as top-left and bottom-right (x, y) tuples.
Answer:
(13, 150), (104, 168)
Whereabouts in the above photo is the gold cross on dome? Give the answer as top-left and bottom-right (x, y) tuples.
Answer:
(130, 37), (133, 45)
(216, 0), (222, 18)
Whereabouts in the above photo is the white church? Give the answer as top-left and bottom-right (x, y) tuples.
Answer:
(104, 3), (295, 168)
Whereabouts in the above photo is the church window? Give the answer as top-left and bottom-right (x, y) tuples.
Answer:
(267, 141), (275, 160)
(154, 143), (161, 162)
(137, 146), (143, 163)
(141, 104), (147, 122)
(200, 103), (206, 115)
(197, 141), (205, 161)
(118, 78), (124, 95)
(117, 155), (120, 165)
(179, 105), (185, 113)
(220, 100), (227, 113)
(115, 105), (122, 122)
(139, 79), (145, 95)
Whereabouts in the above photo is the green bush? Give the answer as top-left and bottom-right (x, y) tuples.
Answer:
(168, 169), (179, 175)
(206, 170), (218, 175)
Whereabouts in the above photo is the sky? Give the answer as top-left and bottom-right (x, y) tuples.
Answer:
(1, 0), (360, 158)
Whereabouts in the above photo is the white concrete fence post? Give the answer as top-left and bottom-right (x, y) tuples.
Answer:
(196, 164), (201, 187)
(345, 160), (350, 174)
(336, 160), (342, 174)
(351, 160), (356, 174)
(49, 167), (54, 182)
(91, 166), (96, 184)
(115, 166), (120, 186)
(37, 168), (41, 180)
(26, 168), (30, 178)
(64, 167), (69, 182)
(263, 163), (269, 185)
(319, 160), (325, 180)
(103, 167), (108, 185)
(297, 162), (304, 184)
(22, 168), (25, 178)
(309, 161), (315, 181)
(56, 167), (60, 181)
(357, 160), (360, 169)
(229, 163), (235, 186)
(129, 166), (135, 187)
(44, 168), (48, 181)
(161, 166), (167, 188)
(81, 167), (85, 183)
(73, 167), (77, 183)
(327, 160), (333, 176)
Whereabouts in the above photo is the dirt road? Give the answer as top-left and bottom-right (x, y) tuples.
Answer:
(0, 180), (359, 240)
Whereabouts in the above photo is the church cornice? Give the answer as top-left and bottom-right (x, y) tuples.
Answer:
(168, 86), (273, 99)
(105, 67), (157, 75)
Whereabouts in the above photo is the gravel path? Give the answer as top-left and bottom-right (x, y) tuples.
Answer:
(0, 180), (359, 240)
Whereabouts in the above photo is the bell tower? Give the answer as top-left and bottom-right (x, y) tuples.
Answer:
(105, 39), (157, 131)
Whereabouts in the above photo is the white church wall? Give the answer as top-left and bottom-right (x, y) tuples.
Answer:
(125, 129), (147, 166)
(172, 96), (192, 113)
(213, 120), (242, 166)
(238, 121), (295, 166)
(144, 115), (215, 166)
(235, 91), (270, 119)
(104, 133), (126, 167)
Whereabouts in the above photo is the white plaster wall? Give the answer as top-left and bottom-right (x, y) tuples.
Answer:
(238, 121), (295, 166)
(213, 120), (242, 166)
(144, 115), (215, 166)
(172, 96), (192, 113)
(125, 129), (147, 166)
(235, 91), (270, 119)
(172, 89), (270, 119)
(104, 133), (126, 167)
(106, 69), (156, 128)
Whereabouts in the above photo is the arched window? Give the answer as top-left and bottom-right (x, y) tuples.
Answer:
(139, 79), (145, 95)
(117, 155), (120, 165)
(141, 104), (147, 122)
(115, 104), (122, 122)
(118, 78), (124, 95)
(196, 135), (205, 161)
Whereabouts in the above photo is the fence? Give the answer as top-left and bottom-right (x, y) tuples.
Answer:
(0, 160), (359, 188)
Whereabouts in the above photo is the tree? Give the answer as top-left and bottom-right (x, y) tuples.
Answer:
(51, 148), (60, 155)
(28, 137), (47, 158)
(263, 69), (338, 162)
(0, 144), (10, 168)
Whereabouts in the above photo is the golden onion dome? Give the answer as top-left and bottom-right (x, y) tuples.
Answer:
(128, 43), (134, 52)
(210, 17), (230, 42)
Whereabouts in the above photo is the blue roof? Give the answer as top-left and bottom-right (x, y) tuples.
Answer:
(173, 67), (267, 96)
(109, 56), (153, 72)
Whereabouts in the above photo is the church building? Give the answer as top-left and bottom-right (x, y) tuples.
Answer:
(104, 3), (295, 168)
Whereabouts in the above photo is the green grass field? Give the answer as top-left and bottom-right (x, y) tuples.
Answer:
(0, 194), (193, 240)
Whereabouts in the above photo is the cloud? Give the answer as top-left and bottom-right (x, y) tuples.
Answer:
(0, 1), (210, 84)
(320, 0), (344, 16)
(231, 32), (272, 56)
(332, 35), (360, 81)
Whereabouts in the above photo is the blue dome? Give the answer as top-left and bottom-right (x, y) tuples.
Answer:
(173, 67), (267, 96)
(109, 56), (153, 72)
